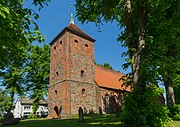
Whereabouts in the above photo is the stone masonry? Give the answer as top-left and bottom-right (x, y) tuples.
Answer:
(48, 23), (98, 118)
(48, 22), (130, 119)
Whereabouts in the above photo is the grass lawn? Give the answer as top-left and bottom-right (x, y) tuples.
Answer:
(171, 119), (180, 127)
(0, 114), (179, 127)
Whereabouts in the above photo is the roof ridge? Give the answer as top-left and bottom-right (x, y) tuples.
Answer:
(67, 23), (95, 42)
(94, 64), (125, 75)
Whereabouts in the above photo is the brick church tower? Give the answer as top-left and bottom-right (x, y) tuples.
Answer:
(48, 13), (98, 118)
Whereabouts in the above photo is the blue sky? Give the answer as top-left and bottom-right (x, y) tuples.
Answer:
(30, 0), (131, 74)
(0, 0), (130, 101)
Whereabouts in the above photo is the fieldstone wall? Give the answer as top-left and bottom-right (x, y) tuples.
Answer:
(98, 87), (126, 114)
(48, 29), (98, 118)
(48, 27), (128, 118)
(69, 33), (98, 114)
(70, 81), (98, 114)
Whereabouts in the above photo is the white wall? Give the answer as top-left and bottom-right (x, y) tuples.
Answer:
(13, 98), (48, 118)
(13, 98), (22, 118)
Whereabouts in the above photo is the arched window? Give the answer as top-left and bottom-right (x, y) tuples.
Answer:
(82, 88), (85, 96)
(81, 70), (84, 77)
(59, 41), (62, 45)
(55, 90), (57, 94)
(105, 94), (109, 114)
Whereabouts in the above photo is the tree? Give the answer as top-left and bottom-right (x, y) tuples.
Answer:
(103, 63), (114, 70)
(0, 0), (50, 69)
(96, 63), (114, 70)
(0, 54), (26, 112)
(75, 0), (176, 126)
(75, 0), (147, 88)
(175, 86), (180, 104)
(24, 44), (50, 116)
(144, 0), (179, 106)
(0, 88), (11, 113)
(0, 88), (11, 122)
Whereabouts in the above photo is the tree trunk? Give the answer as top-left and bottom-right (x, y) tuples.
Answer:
(33, 98), (40, 115)
(164, 78), (175, 106)
(8, 89), (15, 112)
(132, 0), (146, 87)
(124, 0), (134, 59)
(163, 47), (176, 106)
(124, 0), (132, 36)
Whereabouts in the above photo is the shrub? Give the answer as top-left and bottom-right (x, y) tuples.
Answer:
(0, 115), (3, 123)
(168, 104), (180, 119)
(28, 113), (37, 119)
(121, 86), (171, 127)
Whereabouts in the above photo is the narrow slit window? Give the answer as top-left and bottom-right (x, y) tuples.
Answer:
(56, 71), (59, 76)
(55, 90), (57, 94)
(81, 70), (84, 77)
(85, 44), (88, 51)
(54, 46), (56, 50)
(82, 88), (85, 96)
(75, 40), (78, 48)
(59, 41), (62, 50)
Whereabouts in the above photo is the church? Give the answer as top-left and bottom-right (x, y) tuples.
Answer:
(48, 13), (130, 118)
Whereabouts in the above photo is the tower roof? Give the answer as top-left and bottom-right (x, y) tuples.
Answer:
(49, 23), (95, 45)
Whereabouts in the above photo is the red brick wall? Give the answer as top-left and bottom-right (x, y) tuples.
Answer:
(49, 32), (70, 85)
(48, 31), (71, 118)
(48, 81), (70, 118)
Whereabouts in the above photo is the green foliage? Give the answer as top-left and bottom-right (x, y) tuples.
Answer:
(0, 61), (26, 111)
(174, 85), (180, 104)
(0, 88), (11, 113)
(0, 0), (50, 69)
(75, 0), (178, 125)
(144, 0), (179, 105)
(96, 63), (114, 70)
(103, 63), (114, 70)
(28, 113), (37, 119)
(0, 115), (3, 123)
(0, 88), (11, 122)
(168, 105), (180, 119)
(24, 44), (50, 115)
(0, 43), (27, 112)
(0, 0), (50, 110)
(121, 86), (171, 127)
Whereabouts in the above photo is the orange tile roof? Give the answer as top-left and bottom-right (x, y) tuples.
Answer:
(95, 65), (131, 92)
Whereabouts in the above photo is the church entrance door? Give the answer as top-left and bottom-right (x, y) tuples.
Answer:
(53, 106), (59, 118)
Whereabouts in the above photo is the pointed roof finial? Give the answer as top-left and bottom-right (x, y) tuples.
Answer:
(70, 5), (74, 24)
